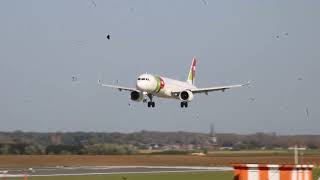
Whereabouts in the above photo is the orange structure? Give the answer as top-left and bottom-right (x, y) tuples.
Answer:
(233, 164), (314, 180)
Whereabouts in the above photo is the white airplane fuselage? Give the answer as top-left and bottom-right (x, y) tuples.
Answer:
(136, 73), (196, 100)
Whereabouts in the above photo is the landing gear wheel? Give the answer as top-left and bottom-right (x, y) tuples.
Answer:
(148, 102), (155, 108)
(180, 102), (188, 108)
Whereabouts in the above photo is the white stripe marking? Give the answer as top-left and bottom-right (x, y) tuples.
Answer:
(268, 164), (280, 180)
(298, 169), (303, 180)
(304, 169), (309, 180)
(25, 170), (225, 177)
(1, 166), (232, 177)
(248, 164), (259, 180)
(292, 168), (297, 180)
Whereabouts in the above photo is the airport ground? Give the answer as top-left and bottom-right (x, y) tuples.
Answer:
(4, 168), (320, 180)
(1, 150), (319, 179)
(7, 172), (232, 180)
(0, 150), (320, 168)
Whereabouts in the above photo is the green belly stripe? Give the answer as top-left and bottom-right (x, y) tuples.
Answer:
(155, 76), (161, 93)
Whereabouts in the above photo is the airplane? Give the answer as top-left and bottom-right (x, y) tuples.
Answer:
(98, 57), (249, 108)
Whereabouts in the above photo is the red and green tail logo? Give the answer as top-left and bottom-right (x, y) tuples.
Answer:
(187, 57), (197, 85)
(155, 76), (165, 93)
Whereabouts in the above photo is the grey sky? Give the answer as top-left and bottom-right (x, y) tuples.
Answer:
(0, 0), (319, 134)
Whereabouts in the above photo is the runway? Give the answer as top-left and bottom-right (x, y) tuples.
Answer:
(0, 166), (232, 177)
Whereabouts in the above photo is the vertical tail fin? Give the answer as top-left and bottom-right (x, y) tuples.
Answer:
(187, 57), (197, 85)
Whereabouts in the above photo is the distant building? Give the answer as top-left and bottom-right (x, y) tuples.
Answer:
(288, 146), (307, 151)
(50, 133), (62, 145)
(191, 152), (205, 156)
(206, 123), (219, 150)
(210, 123), (218, 145)
(219, 146), (233, 150)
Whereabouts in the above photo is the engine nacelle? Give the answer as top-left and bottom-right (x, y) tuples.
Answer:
(179, 90), (194, 102)
(130, 91), (144, 102)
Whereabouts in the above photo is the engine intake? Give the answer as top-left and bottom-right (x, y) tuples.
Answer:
(179, 90), (194, 101)
(130, 91), (143, 102)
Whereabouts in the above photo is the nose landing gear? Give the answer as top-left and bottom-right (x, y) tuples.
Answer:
(146, 94), (155, 108)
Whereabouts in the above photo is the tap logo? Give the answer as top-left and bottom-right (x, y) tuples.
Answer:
(155, 76), (165, 93)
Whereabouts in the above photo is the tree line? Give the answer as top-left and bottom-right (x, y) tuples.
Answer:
(0, 143), (137, 155)
(0, 131), (319, 155)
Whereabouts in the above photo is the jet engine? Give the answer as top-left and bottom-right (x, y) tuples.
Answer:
(179, 90), (194, 101)
(130, 91), (144, 102)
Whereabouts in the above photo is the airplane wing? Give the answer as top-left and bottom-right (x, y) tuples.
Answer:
(98, 80), (138, 92)
(191, 82), (250, 94)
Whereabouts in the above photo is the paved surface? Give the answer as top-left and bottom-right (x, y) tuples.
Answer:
(0, 166), (232, 177)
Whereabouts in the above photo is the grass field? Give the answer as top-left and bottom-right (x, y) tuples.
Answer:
(9, 172), (232, 180)
(314, 168), (320, 180)
(0, 154), (319, 168)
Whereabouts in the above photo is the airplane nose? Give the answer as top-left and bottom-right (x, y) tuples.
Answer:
(137, 80), (152, 92)
(136, 81), (144, 91)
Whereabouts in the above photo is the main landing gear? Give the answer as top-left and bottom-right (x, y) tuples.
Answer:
(180, 101), (188, 108)
(147, 101), (155, 108)
(146, 94), (155, 108)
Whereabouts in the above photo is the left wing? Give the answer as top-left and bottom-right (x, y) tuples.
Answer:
(98, 80), (138, 92)
(191, 82), (250, 94)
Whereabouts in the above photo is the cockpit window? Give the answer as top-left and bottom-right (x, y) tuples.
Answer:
(138, 77), (150, 81)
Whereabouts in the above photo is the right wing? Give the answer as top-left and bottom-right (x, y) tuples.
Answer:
(98, 80), (138, 92)
(191, 82), (250, 94)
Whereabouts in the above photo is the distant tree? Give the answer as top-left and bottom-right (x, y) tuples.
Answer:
(59, 150), (72, 155)
(307, 143), (318, 150)
(24, 145), (42, 155)
(11, 143), (28, 154)
(0, 131), (319, 152)
(0, 145), (10, 154)
(203, 148), (208, 154)
(86, 144), (137, 155)
(45, 145), (85, 155)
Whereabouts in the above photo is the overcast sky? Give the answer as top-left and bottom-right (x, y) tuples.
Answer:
(0, 0), (319, 134)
